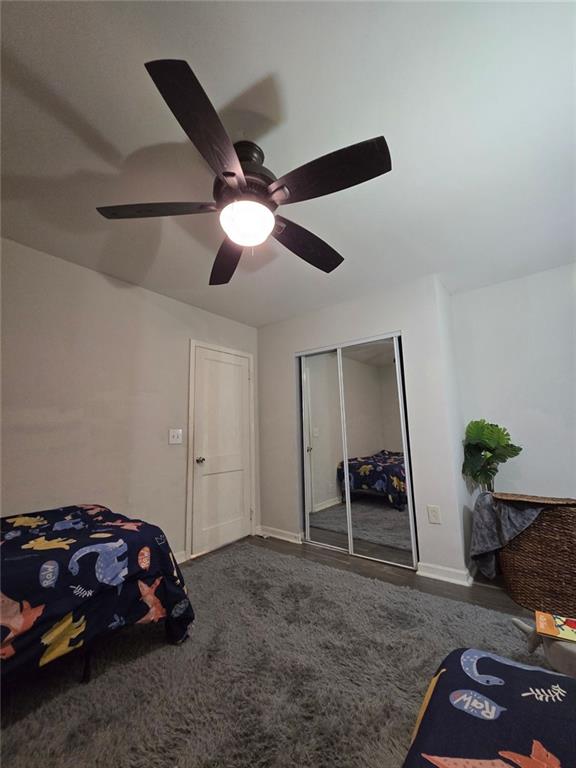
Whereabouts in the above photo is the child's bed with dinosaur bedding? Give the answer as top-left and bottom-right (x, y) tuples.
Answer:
(337, 449), (407, 509)
(0, 505), (194, 677)
(402, 647), (575, 767)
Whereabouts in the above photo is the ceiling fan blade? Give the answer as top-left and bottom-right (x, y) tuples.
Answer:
(97, 202), (216, 219)
(145, 59), (245, 189)
(268, 136), (391, 205)
(209, 238), (244, 285)
(273, 215), (344, 273)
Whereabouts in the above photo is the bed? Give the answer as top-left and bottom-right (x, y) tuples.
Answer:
(0, 504), (194, 678)
(337, 449), (407, 509)
(403, 647), (576, 767)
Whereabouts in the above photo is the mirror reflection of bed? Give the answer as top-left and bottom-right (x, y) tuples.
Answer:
(303, 339), (415, 567)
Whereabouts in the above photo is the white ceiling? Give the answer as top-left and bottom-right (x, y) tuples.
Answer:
(342, 340), (395, 368)
(2, 2), (574, 327)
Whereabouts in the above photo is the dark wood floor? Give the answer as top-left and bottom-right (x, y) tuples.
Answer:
(247, 535), (530, 617)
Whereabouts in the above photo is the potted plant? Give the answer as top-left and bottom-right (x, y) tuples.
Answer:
(462, 419), (522, 492)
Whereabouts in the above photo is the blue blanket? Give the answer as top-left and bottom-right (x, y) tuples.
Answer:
(337, 450), (407, 509)
(403, 647), (576, 767)
(0, 505), (194, 676)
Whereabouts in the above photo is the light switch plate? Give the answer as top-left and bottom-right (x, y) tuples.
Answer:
(168, 428), (183, 445)
(427, 505), (441, 524)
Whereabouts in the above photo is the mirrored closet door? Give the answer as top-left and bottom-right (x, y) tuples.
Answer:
(300, 335), (417, 568)
(301, 350), (347, 549)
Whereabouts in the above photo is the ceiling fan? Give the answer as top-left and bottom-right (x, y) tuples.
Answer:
(97, 60), (392, 285)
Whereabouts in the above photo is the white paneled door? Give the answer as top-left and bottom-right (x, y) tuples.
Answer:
(191, 346), (252, 556)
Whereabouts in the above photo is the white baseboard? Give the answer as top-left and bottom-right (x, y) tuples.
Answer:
(174, 550), (189, 565)
(417, 561), (473, 587)
(312, 497), (341, 512)
(256, 525), (302, 544)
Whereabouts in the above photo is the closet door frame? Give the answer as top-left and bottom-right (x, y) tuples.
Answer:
(336, 348), (354, 554)
(391, 335), (419, 568)
(297, 331), (418, 569)
(300, 358), (312, 543)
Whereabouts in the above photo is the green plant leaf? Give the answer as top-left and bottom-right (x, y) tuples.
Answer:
(462, 419), (522, 487)
(464, 419), (490, 445)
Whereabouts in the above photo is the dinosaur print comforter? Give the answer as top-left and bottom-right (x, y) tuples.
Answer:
(337, 450), (407, 509)
(402, 648), (576, 767)
(0, 505), (194, 677)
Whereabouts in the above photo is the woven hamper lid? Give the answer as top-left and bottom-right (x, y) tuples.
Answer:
(493, 492), (576, 506)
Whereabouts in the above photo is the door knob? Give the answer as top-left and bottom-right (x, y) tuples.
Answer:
(195, 456), (206, 464)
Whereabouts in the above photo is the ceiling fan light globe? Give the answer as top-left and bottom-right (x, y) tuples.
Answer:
(219, 200), (275, 247)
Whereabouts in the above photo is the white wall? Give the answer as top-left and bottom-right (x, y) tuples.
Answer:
(379, 363), (403, 452)
(259, 275), (469, 578)
(451, 264), (576, 498)
(5, 236), (571, 576)
(1, 239), (258, 554)
(341, 356), (385, 458)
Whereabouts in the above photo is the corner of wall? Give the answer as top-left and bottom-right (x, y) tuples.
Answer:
(431, 275), (470, 571)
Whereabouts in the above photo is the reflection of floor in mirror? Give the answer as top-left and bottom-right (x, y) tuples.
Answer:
(309, 497), (414, 567)
(308, 526), (414, 567)
(310, 497), (412, 548)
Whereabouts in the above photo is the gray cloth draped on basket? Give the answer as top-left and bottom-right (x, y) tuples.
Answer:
(470, 492), (543, 579)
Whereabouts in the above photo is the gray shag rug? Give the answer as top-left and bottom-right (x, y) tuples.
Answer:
(310, 499), (412, 550)
(1, 541), (534, 768)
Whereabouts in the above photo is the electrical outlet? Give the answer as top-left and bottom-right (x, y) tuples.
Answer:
(168, 428), (183, 445)
(427, 505), (441, 524)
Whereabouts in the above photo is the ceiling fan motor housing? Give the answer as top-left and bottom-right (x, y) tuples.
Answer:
(213, 141), (278, 211)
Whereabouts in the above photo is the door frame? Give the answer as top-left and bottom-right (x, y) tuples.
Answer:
(300, 358), (313, 543)
(185, 340), (257, 559)
(296, 330), (419, 570)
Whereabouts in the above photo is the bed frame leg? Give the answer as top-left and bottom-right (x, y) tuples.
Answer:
(81, 648), (92, 684)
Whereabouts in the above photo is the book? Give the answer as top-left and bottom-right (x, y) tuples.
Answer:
(535, 611), (576, 643)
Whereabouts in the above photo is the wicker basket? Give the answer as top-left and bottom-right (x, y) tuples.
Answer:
(496, 494), (576, 616)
